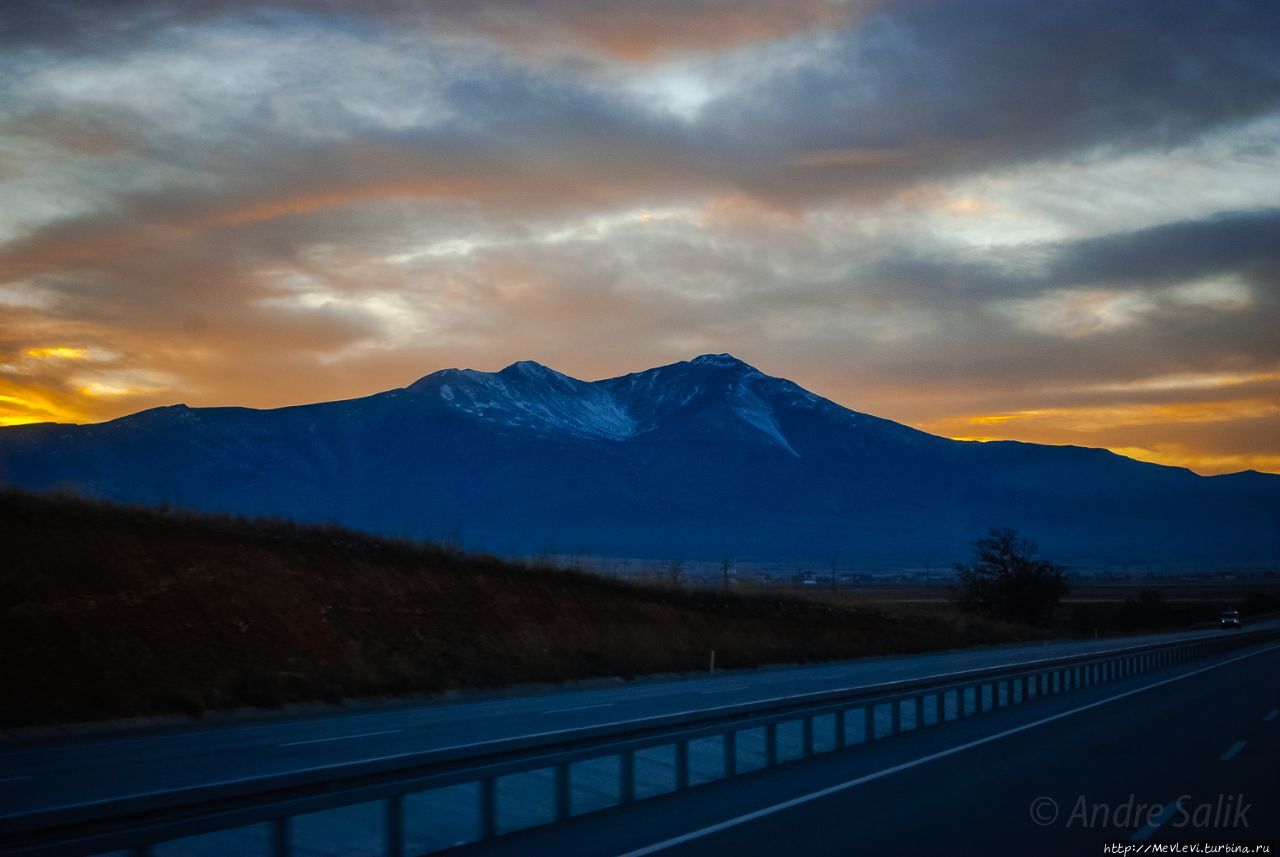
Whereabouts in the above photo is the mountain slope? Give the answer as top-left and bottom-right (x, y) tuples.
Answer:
(1, 354), (1277, 568)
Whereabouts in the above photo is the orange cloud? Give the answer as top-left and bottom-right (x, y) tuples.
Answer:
(196, 178), (493, 229)
(926, 401), (1280, 440)
(439, 0), (860, 62)
(914, 397), (1280, 475)
(1109, 446), (1280, 475)
(25, 346), (89, 360)
(0, 387), (87, 427)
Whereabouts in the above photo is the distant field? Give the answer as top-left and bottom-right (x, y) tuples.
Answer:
(2, 491), (1040, 729)
(772, 581), (1280, 604)
(752, 580), (1280, 636)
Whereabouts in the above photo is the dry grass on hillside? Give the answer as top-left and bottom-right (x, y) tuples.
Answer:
(2, 490), (1041, 728)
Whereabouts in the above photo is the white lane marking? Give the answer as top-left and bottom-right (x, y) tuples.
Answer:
(543, 703), (615, 714)
(699, 686), (750, 695)
(1220, 740), (1247, 761)
(0, 776), (32, 784)
(1264, 709), (1278, 722)
(278, 729), (402, 748)
(617, 642), (1280, 857)
(1130, 800), (1179, 842)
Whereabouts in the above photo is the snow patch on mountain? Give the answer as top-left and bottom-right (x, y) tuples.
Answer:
(403, 353), (905, 454)
(411, 362), (637, 440)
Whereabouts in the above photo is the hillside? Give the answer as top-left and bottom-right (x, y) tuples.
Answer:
(1, 491), (1036, 729)
(2, 355), (1277, 568)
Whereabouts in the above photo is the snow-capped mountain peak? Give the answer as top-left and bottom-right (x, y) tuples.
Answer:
(402, 354), (810, 452)
(688, 353), (758, 372)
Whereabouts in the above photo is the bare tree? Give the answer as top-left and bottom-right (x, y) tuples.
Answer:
(954, 527), (1067, 626)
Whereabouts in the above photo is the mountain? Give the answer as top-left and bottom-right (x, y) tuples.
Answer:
(1, 354), (1277, 569)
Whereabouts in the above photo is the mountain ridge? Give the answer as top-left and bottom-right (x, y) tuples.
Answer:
(1, 354), (1276, 568)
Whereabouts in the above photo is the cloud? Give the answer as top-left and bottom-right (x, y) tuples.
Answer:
(0, 0), (1277, 473)
(0, 0), (863, 60)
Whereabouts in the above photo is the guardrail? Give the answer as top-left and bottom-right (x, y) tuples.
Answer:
(4, 627), (1277, 856)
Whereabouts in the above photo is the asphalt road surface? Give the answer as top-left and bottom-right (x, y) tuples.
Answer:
(454, 636), (1280, 857)
(2, 620), (1276, 847)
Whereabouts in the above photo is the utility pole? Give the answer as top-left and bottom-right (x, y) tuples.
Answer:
(721, 557), (732, 591)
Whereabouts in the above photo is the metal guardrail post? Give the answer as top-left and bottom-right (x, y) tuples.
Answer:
(385, 794), (404, 857)
(479, 777), (497, 840)
(271, 817), (290, 857)
(675, 739), (689, 790)
(554, 763), (571, 821)
(914, 695), (925, 727)
(890, 700), (901, 735)
(835, 708), (847, 749)
(802, 716), (815, 756)
(619, 750), (635, 804)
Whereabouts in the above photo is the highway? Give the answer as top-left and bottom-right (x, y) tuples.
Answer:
(2, 620), (1275, 828)
(455, 636), (1280, 856)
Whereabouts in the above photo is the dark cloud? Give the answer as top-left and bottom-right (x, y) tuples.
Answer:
(871, 208), (1280, 300)
(0, 0), (860, 58)
(1051, 208), (1280, 287)
(705, 0), (1280, 205)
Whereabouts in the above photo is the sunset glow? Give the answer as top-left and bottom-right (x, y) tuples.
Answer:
(1, 1), (1276, 474)
(25, 347), (89, 360)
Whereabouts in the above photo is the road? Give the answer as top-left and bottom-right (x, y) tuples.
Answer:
(2, 620), (1274, 825)
(456, 636), (1280, 857)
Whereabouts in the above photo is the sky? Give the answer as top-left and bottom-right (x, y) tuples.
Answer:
(1, 0), (1278, 475)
